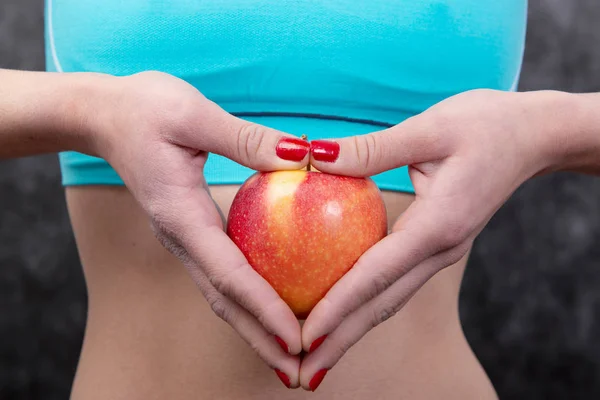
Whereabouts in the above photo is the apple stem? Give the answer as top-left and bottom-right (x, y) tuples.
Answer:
(301, 134), (312, 171)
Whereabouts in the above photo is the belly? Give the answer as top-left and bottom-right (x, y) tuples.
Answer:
(64, 185), (494, 400)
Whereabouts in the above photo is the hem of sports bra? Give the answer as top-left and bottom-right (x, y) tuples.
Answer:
(58, 152), (416, 194)
(219, 100), (414, 128)
(58, 112), (416, 193)
(231, 111), (395, 128)
(59, 177), (415, 194)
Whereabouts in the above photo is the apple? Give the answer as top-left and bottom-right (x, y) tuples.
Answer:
(227, 170), (387, 319)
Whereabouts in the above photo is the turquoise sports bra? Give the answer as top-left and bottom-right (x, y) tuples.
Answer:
(46, 0), (528, 193)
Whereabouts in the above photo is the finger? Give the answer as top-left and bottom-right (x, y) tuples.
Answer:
(302, 198), (471, 351)
(176, 98), (310, 171)
(190, 264), (301, 388)
(309, 115), (448, 177)
(148, 184), (302, 356)
(299, 249), (455, 391)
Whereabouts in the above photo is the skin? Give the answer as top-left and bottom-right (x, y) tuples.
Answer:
(65, 186), (489, 399)
(300, 89), (600, 389)
(1, 69), (307, 384)
(2, 68), (600, 396)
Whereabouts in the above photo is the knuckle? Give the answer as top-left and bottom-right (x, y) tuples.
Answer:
(208, 271), (231, 298)
(352, 134), (382, 174)
(368, 271), (395, 300)
(236, 123), (267, 166)
(372, 305), (399, 328)
(207, 262), (248, 302)
(207, 292), (231, 322)
(442, 240), (471, 267)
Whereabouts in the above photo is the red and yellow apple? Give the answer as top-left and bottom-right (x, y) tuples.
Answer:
(227, 170), (387, 319)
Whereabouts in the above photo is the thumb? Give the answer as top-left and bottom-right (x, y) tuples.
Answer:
(181, 99), (310, 171)
(309, 116), (446, 177)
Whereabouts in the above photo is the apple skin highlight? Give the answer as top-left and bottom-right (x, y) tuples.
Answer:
(227, 170), (387, 319)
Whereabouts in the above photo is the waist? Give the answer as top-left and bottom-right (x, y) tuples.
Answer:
(67, 186), (494, 399)
(74, 251), (485, 400)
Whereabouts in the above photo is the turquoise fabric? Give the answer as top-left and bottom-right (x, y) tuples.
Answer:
(45, 0), (528, 193)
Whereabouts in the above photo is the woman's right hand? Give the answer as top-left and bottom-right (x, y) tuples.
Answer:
(79, 71), (308, 388)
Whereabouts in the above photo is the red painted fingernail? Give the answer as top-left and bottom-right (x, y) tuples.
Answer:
(310, 140), (340, 163)
(276, 137), (310, 161)
(275, 336), (289, 353)
(309, 335), (327, 352)
(309, 369), (328, 392)
(274, 369), (291, 388)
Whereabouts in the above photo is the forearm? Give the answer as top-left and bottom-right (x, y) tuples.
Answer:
(0, 69), (105, 159)
(534, 90), (600, 175)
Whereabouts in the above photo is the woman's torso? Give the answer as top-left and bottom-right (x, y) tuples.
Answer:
(66, 187), (492, 400)
(46, 1), (527, 398)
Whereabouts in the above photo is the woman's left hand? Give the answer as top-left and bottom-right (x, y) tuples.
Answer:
(298, 89), (585, 391)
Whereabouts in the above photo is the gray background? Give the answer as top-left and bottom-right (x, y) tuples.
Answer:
(1, 0), (600, 399)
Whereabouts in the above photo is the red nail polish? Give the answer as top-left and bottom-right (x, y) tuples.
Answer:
(309, 369), (328, 392)
(309, 335), (327, 353)
(274, 369), (291, 388)
(275, 336), (289, 353)
(311, 140), (340, 163)
(276, 137), (310, 161)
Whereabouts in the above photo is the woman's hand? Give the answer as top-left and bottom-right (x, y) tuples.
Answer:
(298, 89), (594, 390)
(0, 70), (309, 387)
(98, 72), (311, 387)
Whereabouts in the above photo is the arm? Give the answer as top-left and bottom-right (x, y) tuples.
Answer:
(0, 68), (308, 388)
(296, 88), (600, 390)
(0, 69), (103, 158)
(539, 92), (600, 175)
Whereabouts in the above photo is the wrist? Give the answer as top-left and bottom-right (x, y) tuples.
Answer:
(522, 90), (596, 176)
(554, 92), (600, 174)
(49, 71), (118, 157)
(0, 70), (112, 158)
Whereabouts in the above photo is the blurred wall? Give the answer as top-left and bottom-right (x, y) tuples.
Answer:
(1, 1), (600, 399)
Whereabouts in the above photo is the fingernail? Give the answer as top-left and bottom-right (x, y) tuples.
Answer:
(275, 336), (289, 353)
(274, 369), (291, 388)
(310, 140), (340, 163)
(276, 137), (310, 161)
(309, 335), (327, 353)
(309, 369), (328, 392)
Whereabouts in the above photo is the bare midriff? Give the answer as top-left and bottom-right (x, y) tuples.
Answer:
(65, 185), (497, 400)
